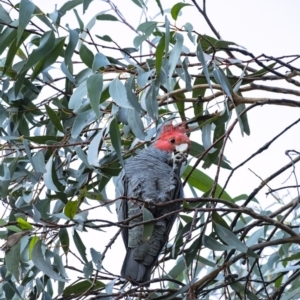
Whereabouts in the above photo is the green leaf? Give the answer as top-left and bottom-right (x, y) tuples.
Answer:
(215, 224), (258, 258)
(83, 0), (93, 13)
(90, 248), (102, 270)
(32, 241), (66, 282)
(182, 166), (232, 201)
(275, 275), (283, 289)
(202, 235), (234, 251)
(96, 14), (118, 21)
(34, 5), (55, 31)
(0, 4), (12, 23)
(189, 141), (205, 158)
(45, 105), (64, 133)
(198, 34), (218, 52)
(184, 22), (194, 43)
(164, 278), (197, 300)
(196, 255), (216, 267)
(212, 212), (230, 230)
(87, 74), (103, 118)
(59, 228), (69, 255)
(69, 81), (88, 112)
(168, 32), (183, 78)
(23, 31), (55, 73)
(196, 43), (212, 91)
(282, 252), (300, 264)
(235, 102), (250, 135)
(130, 0), (143, 8)
(83, 261), (93, 279)
(59, 0), (83, 15)
(17, 218), (33, 230)
(63, 280), (105, 297)
(73, 230), (88, 263)
(212, 65), (233, 101)
(24, 135), (64, 144)
(173, 81), (186, 122)
(109, 117), (124, 166)
(28, 236), (39, 259)
(87, 129), (104, 166)
(5, 241), (20, 281)
(137, 21), (157, 35)
(96, 34), (113, 42)
(109, 78), (132, 109)
(165, 256), (185, 279)
(155, 0), (164, 15)
(6, 225), (21, 233)
(185, 237), (201, 266)
(18, 0), (35, 43)
(230, 282), (260, 300)
(3, 31), (30, 75)
(31, 37), (66, 80)
(145, 84), (158, 120)
(133, 35), (147, 48)
(79, 43), (94, 69)
(182, 56), (192, 91)
(165, 16), (170, 54)
(156, 34), (165, 77)
(0, 24), (18, 56)
(92, 52), (111, 71)
(32, 151), (46, 173)
(73, 8), (84, 31)
(127, 108), (146, 140)
(142, 207), (154, 241)
(64, 200), (79, 219)
(85, 192), (103, 201)
(171, 3), (192, 20)
(65, 28), (79, 65)
(125, 76), (143, 113)
(214, 40), (237, 49)
(44, 154), (63, 192)
(71, 110), (96, 139)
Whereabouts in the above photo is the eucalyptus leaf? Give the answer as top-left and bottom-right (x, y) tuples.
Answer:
(5, 241), (20, 281)
(87, 73), (103, 118)
(109, 117), (124, 166)
(73, 230), (88, 263)
(168, 32), (183, 78)
(32, 241), (66, 282)
(90, 248), (102, 270)
(18, 0), (35, 43)
(109, 78), (133, 109)
(171, 2), (191, 20)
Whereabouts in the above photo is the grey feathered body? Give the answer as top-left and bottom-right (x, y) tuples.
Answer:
(116, 146), (183, 285)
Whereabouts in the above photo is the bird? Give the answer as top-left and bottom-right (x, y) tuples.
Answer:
(115, 122), (191, 286)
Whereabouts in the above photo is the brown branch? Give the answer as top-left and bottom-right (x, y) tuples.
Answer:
(240, 83), (300, 96)
(230, 154), (300, 230)
(220, 117), (300, 198)
(193, 236), (300, 291)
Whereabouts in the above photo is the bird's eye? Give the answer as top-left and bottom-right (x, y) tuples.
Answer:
(169, 138), (175, 144)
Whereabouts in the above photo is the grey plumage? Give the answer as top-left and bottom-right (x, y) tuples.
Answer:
(116, 146), (184, 285)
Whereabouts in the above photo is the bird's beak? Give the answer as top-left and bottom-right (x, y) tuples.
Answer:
(175, 143), (189, 153)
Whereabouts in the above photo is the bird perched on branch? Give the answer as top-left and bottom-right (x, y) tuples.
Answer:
(116, 122), (191, 286)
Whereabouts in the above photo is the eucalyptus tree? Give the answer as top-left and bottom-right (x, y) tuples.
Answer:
(0, 0), (300, 299)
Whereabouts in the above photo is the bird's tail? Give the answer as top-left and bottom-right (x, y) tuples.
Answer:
(121, 249), (152, 286)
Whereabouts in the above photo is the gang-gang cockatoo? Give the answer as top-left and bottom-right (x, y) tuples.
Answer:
(116, 122), (191, 285)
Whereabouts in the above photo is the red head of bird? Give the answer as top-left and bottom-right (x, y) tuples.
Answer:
(154, 122), (191, 153)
